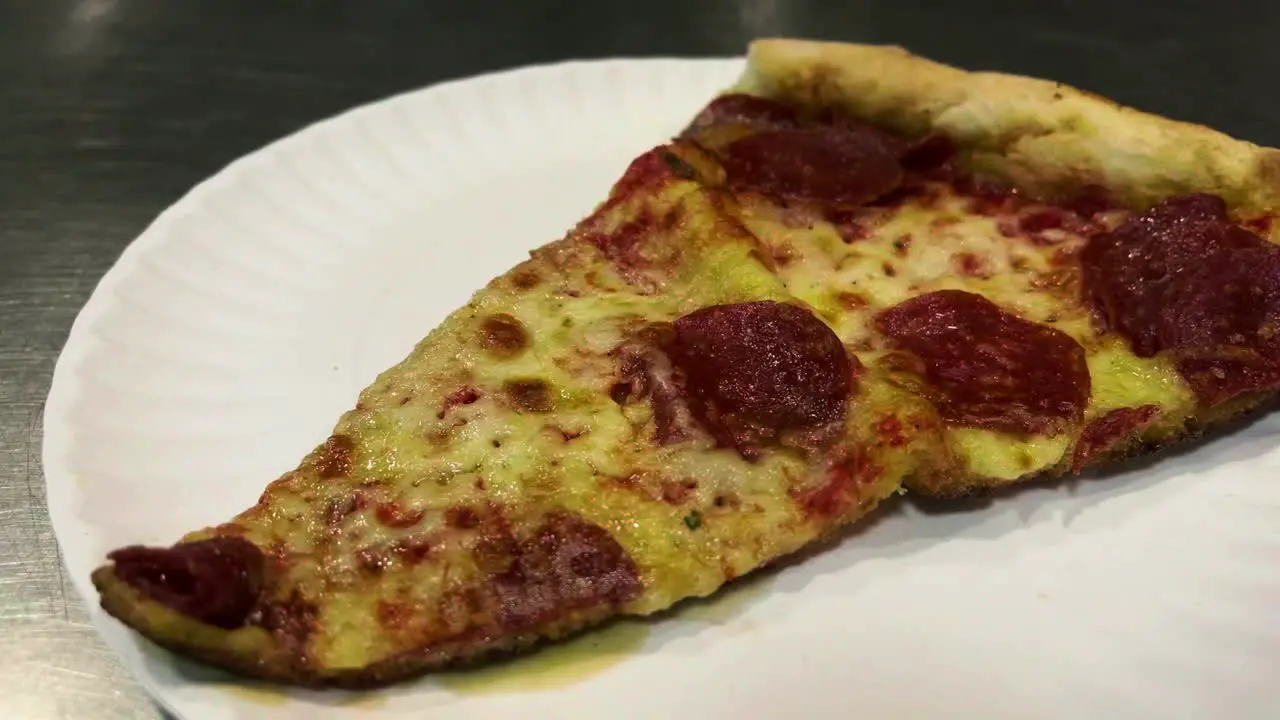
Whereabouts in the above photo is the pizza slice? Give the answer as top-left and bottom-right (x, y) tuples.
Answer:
(90, 38), (1280, 687)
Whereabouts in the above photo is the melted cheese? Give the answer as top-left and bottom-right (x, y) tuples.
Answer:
(734, 186), (1194, 485)
(121, 137), (1206, 682)
(217, 176), (1202, 673)
(949, 429), (1072, 481)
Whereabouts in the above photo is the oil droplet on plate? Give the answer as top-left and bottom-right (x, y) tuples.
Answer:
(438, 619), (650, 695)
(675, 572), (772, 625)
(220, 683), (289, 706)
(160, 649), (290, 707)
(334, 691), (389, 709)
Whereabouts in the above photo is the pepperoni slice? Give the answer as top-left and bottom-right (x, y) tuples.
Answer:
(1071, 405), (1160, 472)
(599, 145), (687, 213)
(109, 536), (265, 629)
(670, 301), (857, 458)
(684, 93), (801, 133)
(876, 290), (1090, 435)
(1175, 351), (1280, 407)
(1080, 193), (1280, 404)
(721, 125), (905, 208)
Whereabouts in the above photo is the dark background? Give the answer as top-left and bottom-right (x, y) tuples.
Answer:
(1, 1), (1272, 717)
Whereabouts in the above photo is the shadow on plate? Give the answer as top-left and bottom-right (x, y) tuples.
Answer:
(764, 406), (1280, 600)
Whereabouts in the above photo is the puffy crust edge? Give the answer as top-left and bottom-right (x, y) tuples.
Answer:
(734, 38), (1280, 213)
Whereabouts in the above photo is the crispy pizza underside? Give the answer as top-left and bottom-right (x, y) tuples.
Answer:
(91, 39), (1280, 687)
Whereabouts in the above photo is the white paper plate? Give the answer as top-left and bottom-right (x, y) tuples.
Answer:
(44, 57), (1280, 720)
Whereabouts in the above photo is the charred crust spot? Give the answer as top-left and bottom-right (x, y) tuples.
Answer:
(660, 479), (699, 505)
(491, 512), (642, 632)
(835, 291), (868, 309)
(375, 502), (424, 529)
(392, 537), (433, 564)
(825, 208), (872, 244)
(954, 252), (987, 278)
(769, 242), (798, 267)
(480, 314), (529, 358)
(899, 133), (957, 174)
(660, 150), (698, 180)
(356, 548), (390, 574)
(325, 493), (367, 526)
(510, 267), (542, 290)
(503, 378), (554, 414)
(425, 426), (452, 446)
(437, 387), (480, 419)
(376, 600), (406, 628)
(432, 590), (488, 638)
(109, 536), (265, 630)
(314, 434), (355, 478)
(445, 506), (481, 530)
(609, 381), (632, 405)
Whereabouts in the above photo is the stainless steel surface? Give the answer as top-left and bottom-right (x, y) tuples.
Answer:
(3, 1), (1276, 718)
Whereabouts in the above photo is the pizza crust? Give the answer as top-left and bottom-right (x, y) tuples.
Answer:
(734, 38), (1280, 214)
(92, 564), (618, 688)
